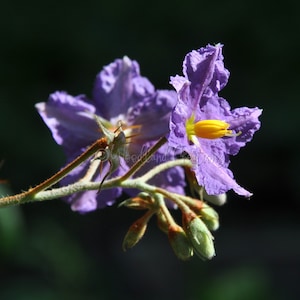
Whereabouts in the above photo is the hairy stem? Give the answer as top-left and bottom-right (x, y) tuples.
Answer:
(138, 158), (192, 182)
(29, 138), (106, 194)
(153, 193), (177, 227)
(0, 138), (106, 207)
(119, 136), (167, 181)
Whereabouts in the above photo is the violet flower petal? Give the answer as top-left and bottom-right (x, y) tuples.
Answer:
(128, 90), (177, 142)
(93, 56), (155, 121)
(189, 142), (252, 197)
(35, 91), (99, 156)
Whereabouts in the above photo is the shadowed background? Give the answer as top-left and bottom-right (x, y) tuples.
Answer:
(0, 0), (299, 299)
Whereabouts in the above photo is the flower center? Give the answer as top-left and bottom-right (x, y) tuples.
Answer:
(186, 115), (236, 140)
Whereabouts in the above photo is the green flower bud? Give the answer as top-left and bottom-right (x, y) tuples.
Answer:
(118, 193), (154, 210)
(200, 203), (219, 231)
(182, 212), (215, 260)
(122, 211), (153, 251)
(168, 224), (194, 261)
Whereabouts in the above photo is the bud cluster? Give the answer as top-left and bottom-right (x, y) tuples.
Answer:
(120, 189), (220, 261)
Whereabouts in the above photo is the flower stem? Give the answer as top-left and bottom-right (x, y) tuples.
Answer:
(0, 138), (106, 207)
(154, 193), (177, 228)
(0, 141), (194, 209)
(30, 139), (104, 194)
(6, 165), (198, 207)
(138, 158), (192, 182)
(119, 136), (167, 181)
(154, 187), (193, 214)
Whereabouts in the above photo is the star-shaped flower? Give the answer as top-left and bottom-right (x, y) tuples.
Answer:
(36, 56), (184, 212)
(168, 44), (262, 197)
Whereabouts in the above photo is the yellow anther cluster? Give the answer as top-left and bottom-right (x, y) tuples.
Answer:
(186, 115), (235, 140)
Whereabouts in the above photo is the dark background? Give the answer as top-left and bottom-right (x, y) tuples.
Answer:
(0, 0), (299, 299)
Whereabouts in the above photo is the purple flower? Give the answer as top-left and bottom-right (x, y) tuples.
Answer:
(168, 44), (262, 197)
(36, 56), (184, 212)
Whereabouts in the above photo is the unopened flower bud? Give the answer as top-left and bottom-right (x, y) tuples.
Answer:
(118, 193), (154, 210)
(122, 211), (153, 251)
(182, 212), (215, 260)
(168, 224), (194, 261)
(203, 191), (227, 206)
(200, 203), (219, 231)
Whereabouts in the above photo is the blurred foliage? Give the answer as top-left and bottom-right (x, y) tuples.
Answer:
(1, 0), (300, 299)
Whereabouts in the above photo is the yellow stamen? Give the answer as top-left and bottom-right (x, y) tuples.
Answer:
(194, 120), (232, 139)
(186, 115), (238, 140)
